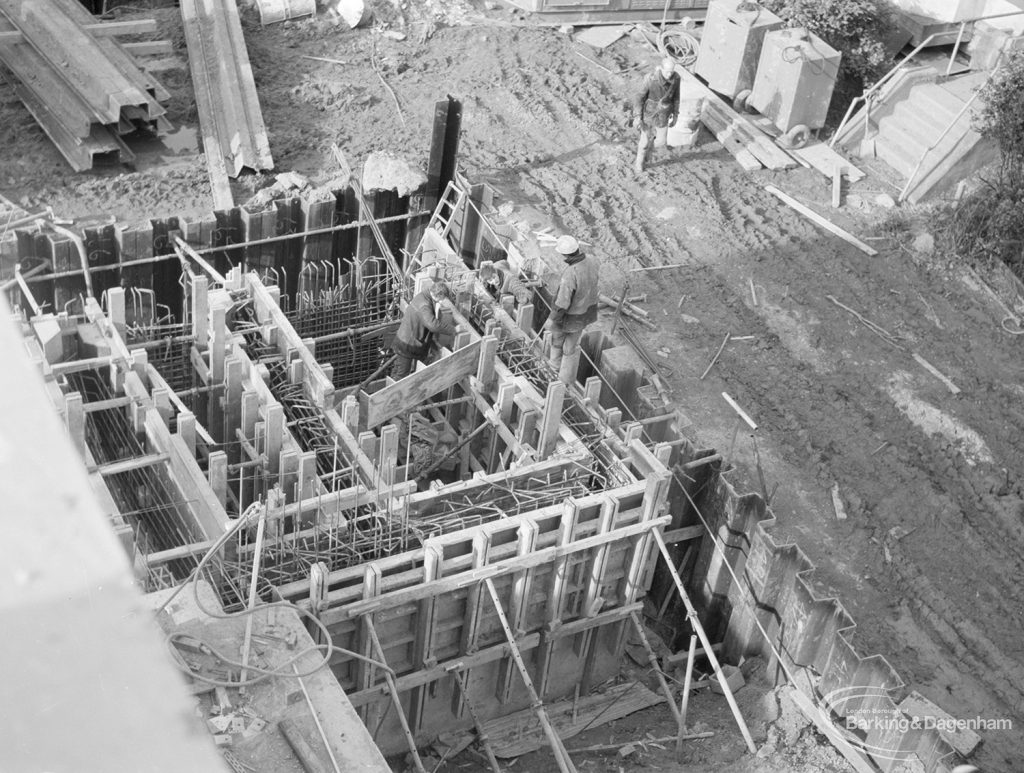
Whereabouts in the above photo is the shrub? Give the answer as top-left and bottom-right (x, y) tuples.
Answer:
(939, 50), (1024, 281)
(760, 0), (896, 84)
(974, 49), (1024, 177)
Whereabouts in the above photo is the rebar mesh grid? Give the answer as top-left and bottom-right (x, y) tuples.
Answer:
(285, 260), (401, 389)
(64, 369), (205, 589)
(233, 303), (359, 493)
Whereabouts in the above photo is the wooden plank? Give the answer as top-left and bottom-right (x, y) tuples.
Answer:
(485, 681), (664, 758)
(697, 88), (797, 171)
(119, 40), (173, 57)
(764, 185), (878, 256)
(791, 141), (865, 182)
(361, 340), (483, 429)
(662, 524), (704, 544)
(90, 452), (169, 477)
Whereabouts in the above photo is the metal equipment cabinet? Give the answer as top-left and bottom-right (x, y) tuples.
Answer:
(694, 0), (783, 98)
(748, 27), (841, 145)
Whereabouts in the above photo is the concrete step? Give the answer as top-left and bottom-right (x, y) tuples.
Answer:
(889, 101), (951, 146)
(874, 128), (925, 178)
(907, 83), (971, 123)
(876, 114), (974, 181)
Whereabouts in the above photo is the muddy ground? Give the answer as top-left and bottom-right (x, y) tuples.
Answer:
(3, 2), (1023, 771)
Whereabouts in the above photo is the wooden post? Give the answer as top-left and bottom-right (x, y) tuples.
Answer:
(410, 544), (441, 735)
(107, 287), (126, 333)
(64, 392), (85, 458)
(652, 530), (757, 753)
(538, 381), (565, 459)
(483, 578), (577, 773)
(355, 565), (381, 727)
(477, 335), (498, 391)
(497, 520), (537, 703)
(364, 617), (428, 773)
(378, 424), (398, 488)
(209, 450), (228, 507)
(537, 499), (579, 696)
(341, 395), (359, 435)
(224, 357), (244, 464)
(192, 275), (209, 350)
(266, 403), (284, 479)
(488, 382), (516, 470)
(516, 303), (533, 335)
(454, 532), (491, 718)
(676, 634), (697, 754)
(177, 410), (197, 456)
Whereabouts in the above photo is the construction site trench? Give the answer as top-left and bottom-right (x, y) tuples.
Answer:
(2, 3), (1024, 773)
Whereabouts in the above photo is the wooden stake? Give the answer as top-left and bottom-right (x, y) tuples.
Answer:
(483, 578), (577, 773)
(676, 634), (697, 754)
(700, 333), (730, 380)
(911, 352), (961, 395)
(652, 530), (757, 754)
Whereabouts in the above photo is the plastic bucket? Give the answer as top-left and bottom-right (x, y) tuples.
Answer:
(666, 78), (705, 147)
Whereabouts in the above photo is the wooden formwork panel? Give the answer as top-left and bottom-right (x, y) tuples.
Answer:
(302, 474), (669, 754)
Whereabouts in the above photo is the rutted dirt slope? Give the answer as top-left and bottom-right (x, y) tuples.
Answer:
(2, 5), (1022, 771)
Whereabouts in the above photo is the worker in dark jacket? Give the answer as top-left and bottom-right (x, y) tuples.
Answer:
(545, 235), (599, 386)
(391, 282), (456, 379)
(633, 57), (680, 173)
(479, 259), (532, 306)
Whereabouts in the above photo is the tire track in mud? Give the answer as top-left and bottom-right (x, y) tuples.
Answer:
(439, 34), (1024, 746)
(679, 270), (1024, 767)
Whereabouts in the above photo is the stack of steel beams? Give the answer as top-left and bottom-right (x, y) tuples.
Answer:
(180, 0), (274, 209)
(0, 0), (171, 170)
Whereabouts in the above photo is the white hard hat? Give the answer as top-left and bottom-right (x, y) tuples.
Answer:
(555, 235), (580, 255)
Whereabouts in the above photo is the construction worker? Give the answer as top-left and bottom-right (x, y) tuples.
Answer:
(545, 235), (599, 386)
(390, 281), (457, 379)
(478, 259), (532, 306)
(633, 57), (680, 173)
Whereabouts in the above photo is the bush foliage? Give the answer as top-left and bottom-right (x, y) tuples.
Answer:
(975, 49), (1024, 177)
(760, 0), (896, 84)
(945, 50), (1024, 279)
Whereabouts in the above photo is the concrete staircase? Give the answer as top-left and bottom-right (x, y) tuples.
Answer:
(834, 68), (997, 203)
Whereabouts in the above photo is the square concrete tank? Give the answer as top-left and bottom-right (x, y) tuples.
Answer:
(695, 0), (784, 98)
(749, 27), (841, 133)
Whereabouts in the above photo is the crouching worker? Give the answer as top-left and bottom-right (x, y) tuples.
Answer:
(546, 235), (599, 386)
(391, 281), (456, 379)
(479, 259), (533, 306)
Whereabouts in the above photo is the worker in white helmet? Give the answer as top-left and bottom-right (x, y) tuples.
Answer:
(545, 234), (599, 386)
(633, 57), (680, 173)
